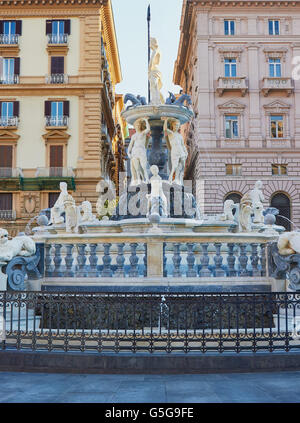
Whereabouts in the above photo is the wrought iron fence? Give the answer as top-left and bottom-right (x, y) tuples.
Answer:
(1, 291), (300, 354)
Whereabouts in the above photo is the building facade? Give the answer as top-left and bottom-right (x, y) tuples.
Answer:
(174, 0), (300, 229)
(0, 0), (125, 235)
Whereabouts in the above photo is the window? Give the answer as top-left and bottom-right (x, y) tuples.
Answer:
(0, 145), (12, 177)
(225, 115), (239, 138)
(270, 115), (283, 138)
(48, 192), (60, 208)
(46, 19), (70, 43)
(0, 20), (21, 44)
(269, 58), (281, 77)
(45, 100), (69, 126)
(49, 145), (63, 177)
(0, 193), (12, 210)
(224, 59), (236, 77)
(271, 192), (291, 231)
(224, 192), (242, 215)
(224, 20), (235, 35)
(269, 20), (280, 35)
(51, 56), (64, 75)
(272, 164), (287, 175)
(0, 101), (19, 126)
(226, 164), (242, 176)
(1, 57), (20, 84)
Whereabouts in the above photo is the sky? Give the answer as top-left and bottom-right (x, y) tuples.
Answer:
(111, 0), (183, 100)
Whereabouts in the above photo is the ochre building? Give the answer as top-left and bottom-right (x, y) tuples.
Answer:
(174, 0), (300, 230)
(0, 0), (125, 235)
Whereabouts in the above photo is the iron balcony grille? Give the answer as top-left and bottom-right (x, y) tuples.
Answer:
(47, 34), (68, 44)
(35, 167), (75, 178)
(0, 167), (22, 178)
(0, 117), (18, 127)
(45, 74), (68, 84)
(0, 75), (19, 85)
(0, 210), (16, 220)
(45, 116), (68, 127)
(1, 291), (300, 354)
(0, 34), (19, 44)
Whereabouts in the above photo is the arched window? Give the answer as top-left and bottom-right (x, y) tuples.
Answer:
(271, 192), (291, 231)
(224, 192), (242, 216)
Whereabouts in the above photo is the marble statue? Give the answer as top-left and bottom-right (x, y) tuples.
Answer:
(128, 118), (150, 186)
(163, 118), (188, 185)
(146, 165), (168, 217)
(239, 181), (265, 232)
(96, 179), (117, 218)
(278, 232), (300, 256)
(148, 37), (164, 105)
(80, 200), (97, 223)
(49, 181), (68, 225)
(64, 194), (80, 233)
(220, 200), (235, 221)
(0, 228), (36, 262)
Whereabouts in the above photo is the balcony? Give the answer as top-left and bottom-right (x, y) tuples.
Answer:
(45, 116), (68, 128)
(0, 34), (19, 45)
(0, 210), (16, 220)
(35, 167), (75, 178)
(0, 116), (18, 128)
(47, 34), (68, 45)
(261, 77), (294, 97)
(45, 74), (68, 84)
(216, 77), (248, 97)
(0, 75), (19, 85)
(0, 168), (23, 178)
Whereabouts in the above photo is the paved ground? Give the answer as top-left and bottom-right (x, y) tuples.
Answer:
(0, 371), (299, 403)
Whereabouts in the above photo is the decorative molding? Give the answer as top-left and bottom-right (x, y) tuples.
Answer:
(42, 129), (70, 144)
(47, 44), (69, 56)
(263, 47), (288, 62)
(263, 100), (291, 112)
(0, 129), (20, 143)
(218, 100), (246, 114)
(0, 45), (19, 56)
(218, 47), (244, 62)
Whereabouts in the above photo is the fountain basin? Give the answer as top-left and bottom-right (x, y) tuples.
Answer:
(122, 104), (194, 125)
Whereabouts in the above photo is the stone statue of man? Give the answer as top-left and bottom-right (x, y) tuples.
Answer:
(49, 181), (69, 225)
(163, 118), (188, 185)
(148, 37), (164, 105)
(128, 117), (150, 186)
(250, 180), (265, 224)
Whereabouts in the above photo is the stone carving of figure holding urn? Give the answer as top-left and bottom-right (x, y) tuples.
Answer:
(128, 117), (151, 186)
(163, 117), (188, 185)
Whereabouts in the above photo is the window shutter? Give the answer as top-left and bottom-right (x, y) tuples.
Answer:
(51, 56), (64, 74)
(63, 101), (69, 117)
(13, 101), (19, 117)
(14, 57), (20, 75)
(64, 19), (71, 35)
(0, 21), (3, 35)
(0, 102), (2, 117)
(46, 20), (52, 35)
(50, 145), (63, 168)
(0, 146), (13, 168)
(15, 20), (22, 35)
(0, 193), (12, 211)
(44, 101), (51, 116)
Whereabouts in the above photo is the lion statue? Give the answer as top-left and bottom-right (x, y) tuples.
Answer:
(0, 228), (36, 262)
(278, 231), (300, 256)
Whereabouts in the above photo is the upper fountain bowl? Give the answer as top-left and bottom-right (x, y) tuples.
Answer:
(122, 104), (194, 126)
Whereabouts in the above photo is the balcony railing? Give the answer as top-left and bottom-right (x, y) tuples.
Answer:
(0, 167), (23, 178)
(45, 74), (68, 84)
(47, 34), (68, 44)
(262, 77), (294, 96)
(0, 116), (18, 127)
(0, 210), (16, 220)
(35, 167), (75, 178)
(216, 77), (248, 96)
(45, 116), (68, 127)
(0, 34), (19, 45)
(0, 75), (19, 85)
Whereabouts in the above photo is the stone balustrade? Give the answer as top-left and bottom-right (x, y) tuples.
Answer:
(216, 77), (248, 97)
(261, 77), (294, 97)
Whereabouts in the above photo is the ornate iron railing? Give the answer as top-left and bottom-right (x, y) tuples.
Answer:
(0, 34), (19, 44)
(0, 116), (18, 127)
(0, 210), (16, 220)
(45, 74), (68, 84)
(45, 116), (68, 127)
(0, 291), (300, 353)
(0, 75), (19, 85)
(47, 34), (68, 44)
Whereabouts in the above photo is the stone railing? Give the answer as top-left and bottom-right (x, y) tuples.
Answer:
(0, 167), (23, 178)
(0, 210), (16, 220)
(45, 74), (68, 84)
(33, 232), (278, 283)
(261, 77), (294, 96)
(35, 167), (75, 178)
(216, 77), (248, 96)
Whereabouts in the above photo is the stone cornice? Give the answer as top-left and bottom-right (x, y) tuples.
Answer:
(0, 0), (107, 6)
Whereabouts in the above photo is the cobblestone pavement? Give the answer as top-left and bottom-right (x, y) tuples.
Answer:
(0, 371), (299, 403)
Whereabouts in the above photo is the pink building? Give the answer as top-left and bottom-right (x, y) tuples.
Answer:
(174, 0), (300, 230)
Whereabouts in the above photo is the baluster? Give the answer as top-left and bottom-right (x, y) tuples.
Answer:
(115, 243), (125, 277)
(214, 242), (225, 277)
(251, 243), (260, 276)
(199, 243), (211, 277)
(239, 244), (249, 276)
(172, 243), (182, 277)
(129, 243), (139, 277)
(77, 244), (87, 277)
(65, 244), (74, 277)
(89, 244), (98, 277)
(163, 243), (167, 277)
(102, 243), (112, 277)
(260, 243), (267, 277)
(45, 244), (52, 277)
(143, 243), (147, 278)
(227, 243), (236, 276)
(53, 244), (63, 277)
(186, 243), (197, 277)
